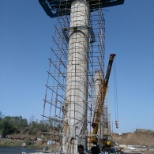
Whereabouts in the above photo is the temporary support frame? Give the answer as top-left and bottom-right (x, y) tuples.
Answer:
(39, 0), (124, 153)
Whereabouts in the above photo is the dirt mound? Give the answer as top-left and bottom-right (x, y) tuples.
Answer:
(112, 129), (154, 146)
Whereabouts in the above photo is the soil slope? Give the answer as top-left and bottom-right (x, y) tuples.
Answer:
(113, 129), (154, 146)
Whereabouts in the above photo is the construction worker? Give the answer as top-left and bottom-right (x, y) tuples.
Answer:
(78, 145), (85, 154)
(91, 140), (100, 154)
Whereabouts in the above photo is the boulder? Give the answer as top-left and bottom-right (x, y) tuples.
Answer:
(21, 142), (26, 147)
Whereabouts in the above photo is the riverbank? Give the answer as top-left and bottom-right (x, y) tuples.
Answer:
(0, 138), (47, 149)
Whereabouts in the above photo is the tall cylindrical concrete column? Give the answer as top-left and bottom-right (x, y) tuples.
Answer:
(63, 0), (89, 153)
(93, 71), (104, 121)
(93, 71), (104, 138)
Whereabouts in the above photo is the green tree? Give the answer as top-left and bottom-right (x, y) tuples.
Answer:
(0, 111), (3, 120)
(24, 138), (31, 145)
(0, 120), (16, 137)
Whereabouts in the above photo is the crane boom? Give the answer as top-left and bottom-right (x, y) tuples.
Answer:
(105, 54), (116, 86)
(90, 54), (116, 142)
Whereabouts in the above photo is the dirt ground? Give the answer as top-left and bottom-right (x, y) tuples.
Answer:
(143, 151), (154, 154)
(112, 129), (154, 154)
(113, 129), (154, 147)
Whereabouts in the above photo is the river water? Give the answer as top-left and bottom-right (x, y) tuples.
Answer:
(0, 147), (40, 154)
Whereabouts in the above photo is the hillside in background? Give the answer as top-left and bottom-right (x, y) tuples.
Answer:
(113, 129), (154, 146)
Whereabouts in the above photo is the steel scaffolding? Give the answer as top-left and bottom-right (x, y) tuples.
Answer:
(42, 0), (106, 153)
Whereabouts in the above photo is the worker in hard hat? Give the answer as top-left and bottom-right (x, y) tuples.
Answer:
(91, 140), (100, 154)
(78, 145), (85, 154)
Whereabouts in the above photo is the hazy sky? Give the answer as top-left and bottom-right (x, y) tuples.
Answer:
(0, 0), (154, 133)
